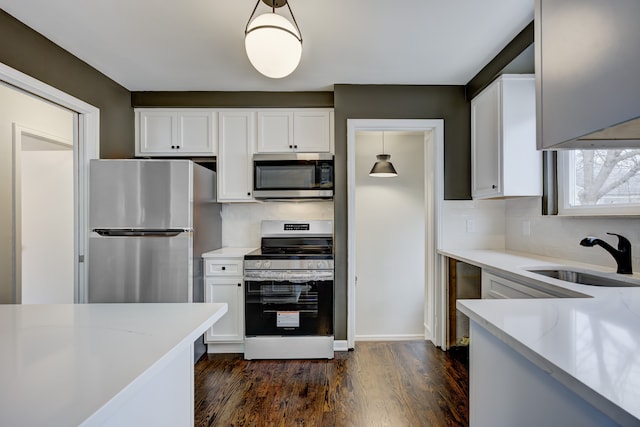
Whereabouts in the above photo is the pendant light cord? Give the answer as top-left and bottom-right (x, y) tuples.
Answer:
(382, 131), (385, 154)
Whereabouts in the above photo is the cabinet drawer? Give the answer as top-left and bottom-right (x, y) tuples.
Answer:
(204, 259), (243, 276)
(482, 271), (553, 299)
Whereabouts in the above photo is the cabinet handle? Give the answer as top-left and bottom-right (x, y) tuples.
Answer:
(289, 145), (293, 149)
(294, 145), (298, 149)
(171, 145), (175, 149)
(221, 266), (226, 271)
(176, 145), (180, 149)
(238, 283), (241, 287)
(247, 192), (251, 196)
(491, 184), (497, 189)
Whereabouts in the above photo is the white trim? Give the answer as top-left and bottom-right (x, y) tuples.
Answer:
(0, 62), (100, 303)
(333, 340), (349, 352)
(346, 119), (445, 350)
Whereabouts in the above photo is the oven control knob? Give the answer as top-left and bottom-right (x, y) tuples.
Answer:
(255, 261), (262, 268)
(263, 261), (271, 269)
(317, 261), (324, 269)
(307, 261), (314, 269)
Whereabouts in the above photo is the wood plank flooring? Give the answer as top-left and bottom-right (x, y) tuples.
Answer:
(194, 341), (468, 427)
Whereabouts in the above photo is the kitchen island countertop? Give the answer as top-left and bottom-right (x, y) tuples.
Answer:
(440, 248), (640, 426)
(0, 303), (227, 426)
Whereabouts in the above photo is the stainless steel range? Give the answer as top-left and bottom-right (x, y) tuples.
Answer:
(243, 220), (334, 360)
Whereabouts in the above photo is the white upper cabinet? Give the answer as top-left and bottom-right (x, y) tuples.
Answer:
(217, 110), (255, 202)
(471, 74), (541, 199)
(536, 0), (640, 149)
(256, 110), (293, 152)
(136, 109), (217, 156)
(256, 109), (333, 153)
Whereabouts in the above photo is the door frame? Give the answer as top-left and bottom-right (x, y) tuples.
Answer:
(1, 62), (100, 303)
(346, 119), (445, 349)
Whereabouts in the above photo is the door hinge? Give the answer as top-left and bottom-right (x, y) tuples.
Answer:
(78, 255), (85, 263)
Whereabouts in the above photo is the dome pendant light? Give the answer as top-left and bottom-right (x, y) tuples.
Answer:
(244, 0), (303, 79)
(369, 132), (398, 177)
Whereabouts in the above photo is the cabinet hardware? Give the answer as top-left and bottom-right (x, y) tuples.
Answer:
(221, 266), (226, 271)
(238, 283), (241, 287)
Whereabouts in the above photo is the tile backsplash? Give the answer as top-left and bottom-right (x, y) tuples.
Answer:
(221, 201), (334, 247)
(439, 200), (506, 250)
(506, 197), (640, 271)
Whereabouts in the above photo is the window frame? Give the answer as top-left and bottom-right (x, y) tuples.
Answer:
(557, 149), (640, 216)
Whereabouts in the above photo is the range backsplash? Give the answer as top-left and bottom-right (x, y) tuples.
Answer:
(220, 201), (334, 247)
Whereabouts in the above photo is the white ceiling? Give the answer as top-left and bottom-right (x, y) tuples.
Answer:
(0, 0), (534, 92)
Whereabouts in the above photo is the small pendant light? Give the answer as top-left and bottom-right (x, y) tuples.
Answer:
(369, 132), (398, 177)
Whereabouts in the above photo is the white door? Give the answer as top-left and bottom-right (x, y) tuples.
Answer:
(354, 131), (426, 340)
(16, 130), (75, 303)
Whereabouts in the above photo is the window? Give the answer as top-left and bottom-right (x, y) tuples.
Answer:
(558, 149), (640, 215)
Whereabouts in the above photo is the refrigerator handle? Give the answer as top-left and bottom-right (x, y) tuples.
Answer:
(93, 229), (189, 237)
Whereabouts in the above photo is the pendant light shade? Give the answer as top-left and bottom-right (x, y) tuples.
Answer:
(369, 154), (398, 177)
(245, 1), (303, 79)
(369, 132), (398, 177)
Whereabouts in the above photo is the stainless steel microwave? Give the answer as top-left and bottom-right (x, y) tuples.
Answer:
(253, 153), (334, 200)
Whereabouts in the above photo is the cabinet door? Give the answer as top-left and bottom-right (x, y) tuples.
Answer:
(177, 111), (217, 155)
(471, 82), (501, 198)
(293, 111), (332, 152)
(218, 111), (255, 202)
(257, 111), (293, 153)
(536, 0), (640, 149)
(138, 111), (178, 155)
(205, 277), (244, 342)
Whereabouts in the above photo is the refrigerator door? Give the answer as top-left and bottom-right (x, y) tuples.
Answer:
(90, 159), (193, 229)
(88, 231), (193, 303)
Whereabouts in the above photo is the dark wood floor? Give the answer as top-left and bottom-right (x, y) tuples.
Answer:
(194, 341), (469, 427)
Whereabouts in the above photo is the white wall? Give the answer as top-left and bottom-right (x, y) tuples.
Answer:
(354, 131), (425, 339)
(221, 202), (334, 247)
(505, 197), (640, 271)
(0, 82), (74, 303)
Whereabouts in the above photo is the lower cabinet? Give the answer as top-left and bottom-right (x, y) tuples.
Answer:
(204, 277), (243, 343)
(203, 254), (247, 353)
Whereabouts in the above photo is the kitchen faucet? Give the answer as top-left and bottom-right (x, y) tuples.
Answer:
(579, 232), (632, 274)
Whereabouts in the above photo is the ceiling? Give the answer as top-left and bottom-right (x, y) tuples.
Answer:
(0, 0), (534, 92)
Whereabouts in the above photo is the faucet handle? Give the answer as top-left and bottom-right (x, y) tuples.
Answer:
(606, 232), (631, 250)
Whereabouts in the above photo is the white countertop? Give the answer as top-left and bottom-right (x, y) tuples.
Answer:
(202, 247), (256, 258)
(0, 303), (227, 427)
(441, 249), (640, 426)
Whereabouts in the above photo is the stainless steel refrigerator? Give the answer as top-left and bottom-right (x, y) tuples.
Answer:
(88, 159), (221, 360)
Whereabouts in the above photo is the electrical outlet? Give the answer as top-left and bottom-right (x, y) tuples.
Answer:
(466, 219), (476, 233)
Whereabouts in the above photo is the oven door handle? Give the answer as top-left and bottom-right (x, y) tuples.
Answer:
(244, 271), (334, 283)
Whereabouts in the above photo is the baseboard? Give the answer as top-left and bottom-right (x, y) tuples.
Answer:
(424, 322), (432, 341)
(354, 334), (425, 341)
(206, 342), (244, 353)
(333, 340), (349, 351)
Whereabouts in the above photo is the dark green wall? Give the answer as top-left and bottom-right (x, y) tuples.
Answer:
(332, 84), (470, 339)
(0, 9), (134, 158)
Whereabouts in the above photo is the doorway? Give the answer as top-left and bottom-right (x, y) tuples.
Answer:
(13, 126), (74, 303)
(347, 119), (444, 349)
(0, 62), (100, 303)
(354, 131), (426, 340)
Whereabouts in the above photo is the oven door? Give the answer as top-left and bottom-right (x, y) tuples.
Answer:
(244, 273), (333, 336)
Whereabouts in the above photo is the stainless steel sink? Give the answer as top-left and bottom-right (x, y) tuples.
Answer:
(526, 268), (640, 287)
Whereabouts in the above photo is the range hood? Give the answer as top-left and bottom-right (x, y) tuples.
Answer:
(564, 117), (640, 149)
